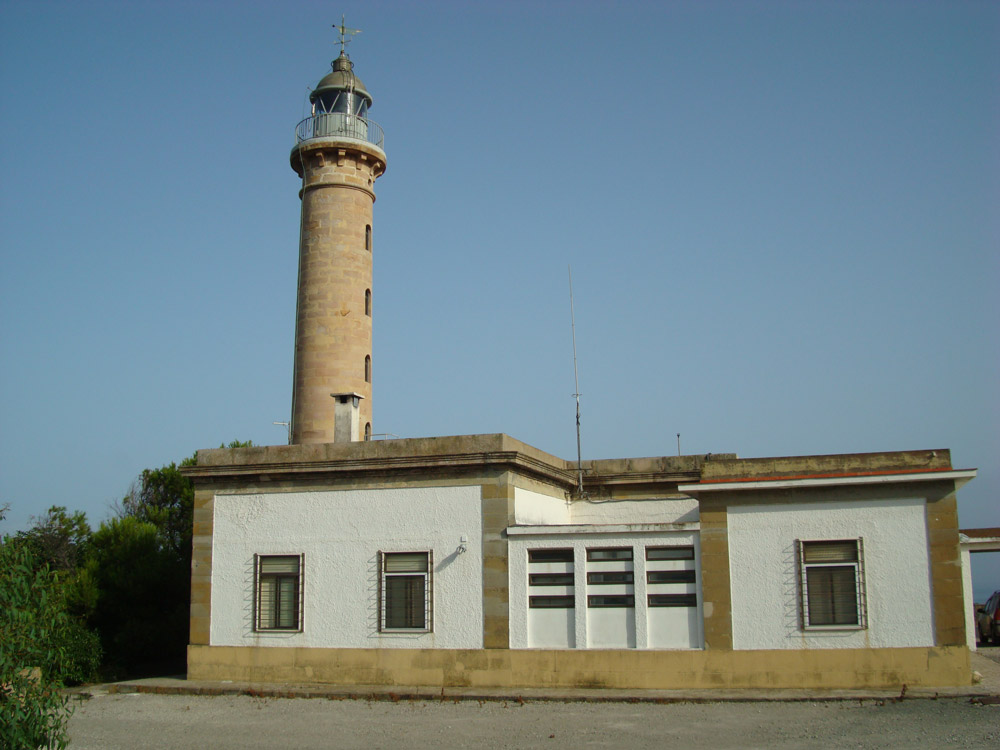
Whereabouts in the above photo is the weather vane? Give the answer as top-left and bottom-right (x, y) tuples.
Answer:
(333, 15), (361, 55)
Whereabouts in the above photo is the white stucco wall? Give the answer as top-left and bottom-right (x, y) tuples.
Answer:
(210, 485), (483, 649)
(509, 531), (702, 650)
(569, 497), (699, 525)
(512, 489), (699, 527)
(513, 487), (569, 525)
(961, 547), (975, 650)
(727, 498), (933, 650)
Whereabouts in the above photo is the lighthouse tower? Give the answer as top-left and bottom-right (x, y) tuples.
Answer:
(289, 24), (386, 444)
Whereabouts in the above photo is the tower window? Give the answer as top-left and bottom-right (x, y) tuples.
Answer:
(365, 224), (372, 252)
(365, 289), (371, 316)
(365, 422), (372, 441)
(365, 355), (371, 383)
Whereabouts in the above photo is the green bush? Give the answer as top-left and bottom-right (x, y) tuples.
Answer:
(0, 537), (73, 750)
(0, 671), (70, 750)
(56, 619), (102, 686)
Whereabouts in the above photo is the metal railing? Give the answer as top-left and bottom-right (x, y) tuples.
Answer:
(294, 113), (384, 150)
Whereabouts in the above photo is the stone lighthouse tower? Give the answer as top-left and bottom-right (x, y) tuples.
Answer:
(289, 25), (385, 444)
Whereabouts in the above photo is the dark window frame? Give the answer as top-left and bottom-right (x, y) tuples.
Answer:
(587, 571), (634, 585)
(379, 551), (432, 632)
(254, 554), (304, 632)
(646, 570), (696, 584)
(528, 548), (574, 563)
(529, 595), (575, 609)
(648, 593), (697, 608)
(646, 546), (695, 561)
(586, 547), (633, 562)
(587, 594), (635, 608)
(798, 539), (867, 630)
(529, 572), (574, 587)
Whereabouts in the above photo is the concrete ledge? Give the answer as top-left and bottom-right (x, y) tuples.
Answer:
(75, 650), (1000, 704)
(187, 644), (973, 691)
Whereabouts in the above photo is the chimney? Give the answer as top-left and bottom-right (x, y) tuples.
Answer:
(331, 393), (365, 442)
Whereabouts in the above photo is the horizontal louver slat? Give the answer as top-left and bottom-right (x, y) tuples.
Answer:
(802, 542), (857, 564)
(259, 556), (300, 574)
(385, 553), (428, 573)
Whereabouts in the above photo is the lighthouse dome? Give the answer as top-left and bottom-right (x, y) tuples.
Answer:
(310, 52), (372, 116)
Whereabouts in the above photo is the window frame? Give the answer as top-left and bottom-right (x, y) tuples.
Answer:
(587, 594), (635, 608)
(797, 538), (867, 631)
(378, 550), (433, 633)
(529, 595), (575, 609)
(529, 572), (575, 587)
(528, 548), (574, 563)
(646, 569), (696, 584)
(646, 546), (695, 561)
(587, 571), (634, 585)
(253, 553), (304, 632)
(648, 593), (698, 608)
(586, 547), (633, 562)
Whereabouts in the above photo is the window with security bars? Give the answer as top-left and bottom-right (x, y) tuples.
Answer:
(254, 554), (303, 631)
(380, 551), (432, 631)
(798, 539), (866, 629)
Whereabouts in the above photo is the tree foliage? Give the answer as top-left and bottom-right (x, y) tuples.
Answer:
(0, 512), (75, 750)
(2, 440), (253, 687)
(16, 506), (91, 572)
(119, 460), (194, 562)
(82, 517), (186, 678)
(94, 440), (251, 677)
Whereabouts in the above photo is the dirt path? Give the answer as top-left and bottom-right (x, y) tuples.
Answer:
(68, 692), (999, 750)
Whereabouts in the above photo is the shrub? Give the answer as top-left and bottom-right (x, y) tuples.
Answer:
(56, 620), (102, 686)
(0, 538), (73, 749)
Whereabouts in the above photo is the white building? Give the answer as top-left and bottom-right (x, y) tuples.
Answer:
(185, 436), (976, 690)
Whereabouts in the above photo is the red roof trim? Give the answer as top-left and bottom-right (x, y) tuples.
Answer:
(695, 466), (950, 485)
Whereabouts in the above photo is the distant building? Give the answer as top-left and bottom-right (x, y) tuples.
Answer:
(183, 31), (977, 691)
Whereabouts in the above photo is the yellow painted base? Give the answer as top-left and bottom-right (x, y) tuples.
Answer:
(188, 644), (970, 690)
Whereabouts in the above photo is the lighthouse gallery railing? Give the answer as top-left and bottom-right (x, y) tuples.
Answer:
(294, 114), (384, 150)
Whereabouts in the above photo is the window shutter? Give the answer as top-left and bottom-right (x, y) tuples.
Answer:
(802, 542), (858, 564)
(856, 538), (867, 628)
(427, 549), (434, 632)
(796, 539), (807, 629)
(259, 557), (300, 574)
(298, 552), (305, 632)
(253, 553), (260, 631)
(384, 553), (428, 573)
(377, 550), (384, 632)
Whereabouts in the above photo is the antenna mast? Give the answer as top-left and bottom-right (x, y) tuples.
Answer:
(569, 266), (584, 497)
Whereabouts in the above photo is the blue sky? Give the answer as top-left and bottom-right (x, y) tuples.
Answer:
(1, 1), (997, 598)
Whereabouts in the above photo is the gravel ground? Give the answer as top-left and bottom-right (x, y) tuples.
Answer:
(67, 692), (1000, 750)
